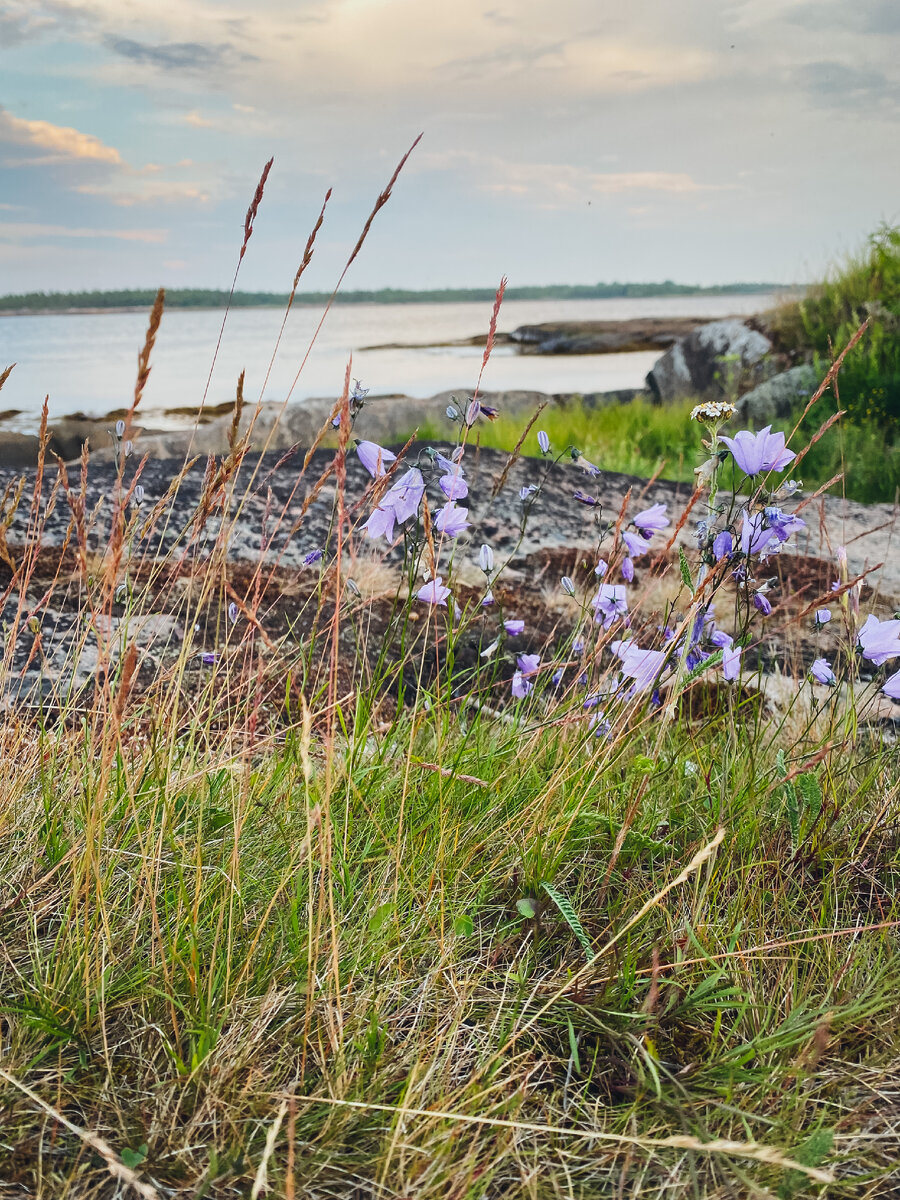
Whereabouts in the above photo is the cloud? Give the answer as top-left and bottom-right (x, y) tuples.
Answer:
(424, 152), (727, 209)
(0, 221), (166, 242)
(0, 107), (122, 164)
(795, 60), (900, 111)
(74, 179), (211, 205)
(786, 0), (900, 34)
(183, 110), (215, 128)
(103, 35), (250, 73)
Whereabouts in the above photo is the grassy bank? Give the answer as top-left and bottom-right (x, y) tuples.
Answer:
(420, 395), (900, 505)
(1, 158), (899, 1198)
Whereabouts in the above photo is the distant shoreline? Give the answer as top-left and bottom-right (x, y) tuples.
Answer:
(0, 283), (788, 318)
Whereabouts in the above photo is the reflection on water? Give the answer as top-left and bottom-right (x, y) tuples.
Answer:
(0, 293), (775, 431)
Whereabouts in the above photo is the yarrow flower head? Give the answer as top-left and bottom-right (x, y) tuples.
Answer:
(690, 400), (736, 423)
(417, 576), (451, 606)
(720, 426), (796, 477)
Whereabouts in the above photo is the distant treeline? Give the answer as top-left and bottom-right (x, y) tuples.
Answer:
(0, 281), (782, 314)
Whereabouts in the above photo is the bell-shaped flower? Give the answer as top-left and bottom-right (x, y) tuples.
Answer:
(622, 531), (649, 559)
(434, 501), (470, 538)
(712, 530), (734, 561)
(633, 503), (670, 534)
(739, 509), (776, 557)
(810, 657), (836, 686)
(883, 668), (900, 700)
(722, 645), (742, 681)
(504, 620), (525, 636)
(517, 653), (540, 676)
(417, 577), (451, 606)
(511, 670), (532, 699)
(385, 468), (425, 523)
(362, 505), (396, 542)
(356, 440), (396, 478)
(720, 426), (796, 476)
(857, 614), (900, 665)
(592, 583), (628, 628)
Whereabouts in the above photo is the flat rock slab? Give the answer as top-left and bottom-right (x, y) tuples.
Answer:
(1, 445), (896, 600)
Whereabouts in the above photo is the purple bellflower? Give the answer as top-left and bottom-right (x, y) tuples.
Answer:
(592, 583), (628, 628)
(511, 671), (532, 699)
(722, 645), (742, 681)
(720, 426), (796, 477)
(621, 557), (635, 582)
(439, 469), (468, 501)
(517, 653), (540, 676)
(753, 592), (772, 616)
(739, 509), (776, 557)
(356, 440), (397, 478)
(537, 430), (550, 454)
(622, 530), (648, 558)
(614, 641), (669, 693)
(434, 501), (471, 538)
(712, 530), (733, 561)
(386, 468), (425, 523)
(857, 614), (900, 665)
(883, 668), (900, 700)
(362, 505), (396, 542)
(504, 620), (525, 636)
(633, 502), (670, 534)
(417, 577), (451, 606)
(815, 608), (832, 627)
(810, 657), (836, 686)
(303, 548), (324, 565)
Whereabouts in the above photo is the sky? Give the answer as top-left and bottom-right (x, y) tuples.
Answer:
(1, 0), (899, 294)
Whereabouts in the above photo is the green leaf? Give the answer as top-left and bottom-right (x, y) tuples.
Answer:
(367, 902), (395, 934)
(784, 781), (800, 854)
(797, 771), (823, 822)
(541, 883), (595, 961)
(516, 898), (537, 919)
(678, 547), (693, 592)
(682, 649), (724, 685)
(453, 914), (474, 937)
(120, 1144), (148, 1169)
(631, 754), (656, 774)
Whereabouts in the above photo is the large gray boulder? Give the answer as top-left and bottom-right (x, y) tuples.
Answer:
(734, 363), (821, 424)
(646, 319), (774, 404)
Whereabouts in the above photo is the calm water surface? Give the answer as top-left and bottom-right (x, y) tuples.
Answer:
(0, 294), (776, 431)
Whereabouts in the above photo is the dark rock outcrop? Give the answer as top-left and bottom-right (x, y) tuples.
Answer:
(646, 320), (775, 404)
(735, 364), (820, 424)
